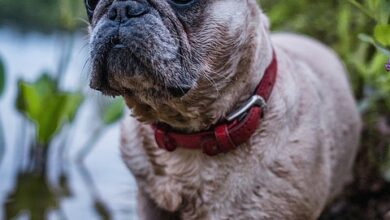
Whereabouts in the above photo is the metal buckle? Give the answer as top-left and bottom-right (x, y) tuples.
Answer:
(226, 95), (267, 122)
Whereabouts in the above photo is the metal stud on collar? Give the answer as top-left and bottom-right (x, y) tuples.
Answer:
(226, 95), (267, 122)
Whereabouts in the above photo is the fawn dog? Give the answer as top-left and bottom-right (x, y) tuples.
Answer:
(85, 0), (362, 219)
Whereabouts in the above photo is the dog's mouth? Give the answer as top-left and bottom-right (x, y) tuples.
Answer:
(89, 43), (193, 99)
(88, 4), (195, 100)
(90, 37), (194, 99)
(110, 35), (126, 49)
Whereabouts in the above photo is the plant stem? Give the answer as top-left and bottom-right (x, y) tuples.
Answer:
(347, 0), (376, 20)
(76, 161), (112, 220)
(75, 127), (104, 163)
(0, 113), (5, 166)
(16, 118), (28, 172)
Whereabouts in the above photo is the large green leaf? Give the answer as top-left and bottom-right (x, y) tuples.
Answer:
(376, 0), (390, 24)
(0, 57), (5, 97)
(16, 74), (84, 145)
(101, 98), (125, 125)
(374, 24), (390, 46)
(5, 174), (55, 219)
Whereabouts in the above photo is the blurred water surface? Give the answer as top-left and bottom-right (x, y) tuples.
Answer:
(0, 27), (137, 220)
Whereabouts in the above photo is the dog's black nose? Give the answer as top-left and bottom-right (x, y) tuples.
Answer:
(108, 0), (148, 22)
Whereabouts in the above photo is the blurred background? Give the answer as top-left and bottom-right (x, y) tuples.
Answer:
(0, 0), (389, 219)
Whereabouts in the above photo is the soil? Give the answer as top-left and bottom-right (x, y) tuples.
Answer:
(320, 120), (390, 220)
(320, 175), (390, 220)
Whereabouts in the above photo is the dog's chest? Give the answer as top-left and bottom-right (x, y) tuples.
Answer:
(121, 116), (284, 219)
(160, 144), (326, 220)
(151, 146), (261, 217)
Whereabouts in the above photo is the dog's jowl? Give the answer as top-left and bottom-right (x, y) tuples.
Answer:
(85, 0), (362, 219)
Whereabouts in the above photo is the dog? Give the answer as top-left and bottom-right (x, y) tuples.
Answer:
(85, 0), (362, 219)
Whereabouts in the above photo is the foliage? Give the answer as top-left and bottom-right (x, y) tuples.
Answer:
(260, 0), (390, 216)
(261, 0), (390, 97)
(351, 0), (390, 54)
(99, 97), (126, 126)
(4, 173), (58, 220)
(259, 0), (390, 107)
(16, 74), (84, 146)
(0, 0), (85, 32)
(261, 0), (390, 181)
(3, 170), (72, 220)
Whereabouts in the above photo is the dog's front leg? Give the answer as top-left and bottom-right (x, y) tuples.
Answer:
(121, 118), (184, 217)
(137, 188), (181, 220)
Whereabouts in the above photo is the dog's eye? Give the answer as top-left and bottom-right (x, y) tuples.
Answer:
(85, 0), (99, 21)
(169, 0), (195, 7)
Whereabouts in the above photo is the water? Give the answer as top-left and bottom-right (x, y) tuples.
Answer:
(0, 28), (137, 220)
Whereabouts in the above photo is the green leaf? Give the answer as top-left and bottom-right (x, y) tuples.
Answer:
(5, 173), (59, 220)
(358, 34), (390, 56)
(367, 53), (388, 74)
(374, 24), (390, 46)
(377, 0), (390, 24)
(101, 98), (125, 125)
(0, 57), (5, 97)
(16, 74), (84, 145)
(347, 0), (376, 20)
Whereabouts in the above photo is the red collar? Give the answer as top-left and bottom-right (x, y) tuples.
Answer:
(153, 52), (278, 156)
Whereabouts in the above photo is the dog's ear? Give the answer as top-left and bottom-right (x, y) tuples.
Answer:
(84, 0), (99, 22)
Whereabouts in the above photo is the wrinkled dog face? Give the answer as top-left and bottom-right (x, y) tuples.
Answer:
(87, 0), (264, 126)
